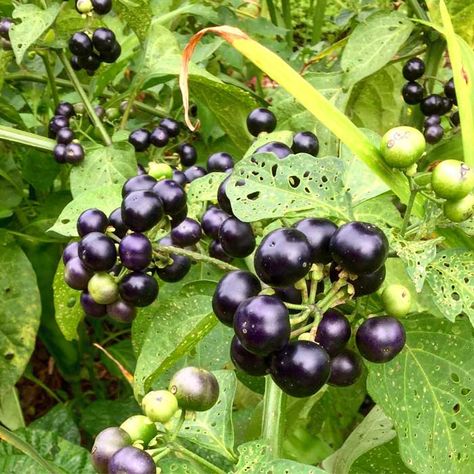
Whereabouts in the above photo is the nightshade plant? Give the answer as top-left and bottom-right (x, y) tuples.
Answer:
(0, 1), (473, 473)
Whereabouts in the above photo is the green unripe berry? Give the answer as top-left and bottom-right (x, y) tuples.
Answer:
(119, 415), (157, 445)
(141, 390), (178, 423)
(382, 284), (411, 318)
(76, 0), (93, 14)
(106, 108), (120, 121)
(380, 126), (426, 168)
(148, 162), (173, 180)
(431, 160), (474, 200)
(74, 103), (86, 115)
(443, 194), (474, 222)
(88, 272), (119, 304)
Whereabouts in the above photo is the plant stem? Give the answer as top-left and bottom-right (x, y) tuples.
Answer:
(58, 51), (112, 146)
(153, 245), (239, 272)
(0, 125), (56, 151)
(40, 53), (59, 108)
(311, 0), (327, 44)
(261, 376), (286, 458)
(266, 0), (278, 26)
(172, 444), (226, 474)
(401, 178), (418, 237)
(120, 81), (143, 129)
(169, 410), (186, 442)
(281, 0), (293, 46)
(406, 0), (429, 21)
(151, 447), (171, 462)
(0, 425), (62, 474)
(423, 38), (446, 94)
(284, 302), (308, 311)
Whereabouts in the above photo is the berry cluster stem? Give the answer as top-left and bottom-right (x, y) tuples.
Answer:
(153, 245), (239, 272)
(58, 51), (113, 146)
(262, 375), (286, 459)
(0, 125), (56, 151)
(39, 52), (60, 108)
(400, 176), (418, 237)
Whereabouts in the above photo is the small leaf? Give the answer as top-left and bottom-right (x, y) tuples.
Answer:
(186, 172), (226, 220)
(0, 97), (25, 126)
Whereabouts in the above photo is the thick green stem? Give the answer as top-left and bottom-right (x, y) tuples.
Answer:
(311, 0), (327, 44)
(0, 125), (56, 151)
(172, 444), (226, 474)
(58, 51), (112, 146)
(266, 0), (278, 26)
(281, 0), (293, 46)
(401, 178), (418, 237)
(406, 0), (429, 21)
(262, 376), (286, 458)
(0, 425), (62, 474)
(154, 245), (239, 272)
(40, 53), (60, 108)
(423, 38), (446, 94)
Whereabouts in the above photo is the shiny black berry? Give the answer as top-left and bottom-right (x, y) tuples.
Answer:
(208, 240), (232, 262)
(177, 143), (197, 167)
(159, 118), (180, 137)
(217, 175), (233, 214)
(56, 127), (74, 145)
(234, 295), (290, 356)
(98, 41), (121, 63)
(155, 254), (191, 282)
(150, 126), (169, 147)
(92, 27), (116, 53)
(170, 204), (188, 228)
(171, 218), (202, 246)
(119, 272), (158, 307)
(315, 308), (351, 356)
(77, 208), (108, 236)
(212, 270), (261, 326)
(78, 52), (101, 71)
(91, 0), (112, 15)
(270, 341), (330, 397)
(107, 299), (137, 323)
(79, 232), (117, 271)
(108, 208), (128, 238)
(49, 115), (69, 136)
(292, 131), (319, 156)
(55, 102), (75, 118)
(444, 78), (456, 102)
(201, 206), (230, 239)
(401, 81), (424, 105)
(122, 175), (157, 197)
(328, 349), (362, 386)
(439, 97), (453, 115)
(91, 427), (131, 474)
(153, 179), (186, 216)
(246, 108), (277, 136)
(119, 233), (152, 271)
(69, 32), (92, 56)
(329, 221), (388, 275)
(70, 56), (82, 71)
(402, 58), (425, 80)
(255, 141), (292, 159)
(129, 129), (150, 152)
(81, 291), (107, 318)
(207, 152), (234, 173)
(63, 241), (79, 264)
(420, 94), (443, 116)
(172, 169), (187, 187)
(54, 144), (67, 164)
(293, 217), (337, 264)
(108, 446), (155, 474)
(64, 257), (93, 290)
(424, 124), (444, 144)
(64, 143), (85, 164)
(184, 166), (206, 182)
(230, 336), (268, 376)
(254, 228), (312, 287)
(356, 316), (406, 363)
(121, 191), (163, 232)
(450, 111), (460, 127)
(0, 18), (13, 40)
(329, 262), (385, 296)
(424, 115), (440, 128)
(218, 217), (255, 258)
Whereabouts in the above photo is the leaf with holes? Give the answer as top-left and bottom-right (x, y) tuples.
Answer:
(186, 172), (226, 220)
(0, 231), (41, 397)
(354, 194), (403, 230)
(226, 153), (350, 222)
(322, 406), (396, 474)
(366, 313), (474, 474)
(179, 370), (236, 461)
(425, 250), (474, 324)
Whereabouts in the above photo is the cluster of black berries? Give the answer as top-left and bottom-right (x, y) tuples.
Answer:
(50, 102), (85, 165)
(0, 17), (12, 50)
(213, 218), (405, 398)
(75, 0), (112, 15)
(62, 170), (194, 322)
(69, 28), (121, 75)
(91, 367), (218, 474)
(401, 58), (459, 144)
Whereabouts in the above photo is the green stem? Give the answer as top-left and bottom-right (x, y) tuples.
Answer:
(406, 0), (429, 21)
(153, 245), (239, 272)
(311, 0), (327, 44)
(290, 321), (314, 338)
(423, 38), (446, 94)
(40, 53), (59, 108)
(119, 81), (143, 129)
(23, 373), (64, 403)
(290, 308), (312, 326)
(58, 51), (112, 146)
(150, 447), (171, 462)
(262, 376), (286, 459)
(169, 410), (186, 442)
(266, 0), (278, 26)
(0, 125), (56, 151)
(0, 425), (63, 474)
(281, 0), (293, 46)
(172, 445), (226, 474)
(401, 178), (418, 237)
(284, 302), (307, 311)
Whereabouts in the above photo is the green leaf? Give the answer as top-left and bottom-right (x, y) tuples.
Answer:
(354, 194), (403, 230)
(0, 387), (25, 431)
(53, 260), (82, 341)
(341, 11), (413, 87)
(9, 4), (61, 64)
(322, 406), (396, 474)
(425, 249), (474, 324)
(30, 405), (80, 444)
(133, 293), (216, 398)
(366, 313), (474, 473)
(0, 97), (25, 126)
(179, 370), (236, 461)
(0, 231), (41, 397)
(70, 143), (136, 198)
(235, 440), (326, 473)
(115, 0), (152, 42)
(186, 172), (226, 220)
(48, 184), (122, 237)
(226, 154), (350, 222)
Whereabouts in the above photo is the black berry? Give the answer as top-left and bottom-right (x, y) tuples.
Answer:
(122, 175), (157, 197)
(329, 262), (386, 297)
(315, 308), (351, 356)
(184, 166), (206, 183)
(64, 257), (93, 290)
(150, 126), (169, 147)
(292, 131), (319, 156)
(255, 141), (292, 159)
(159, 117), (180, 137)
(108, 208), (128, 238)
(79, 232), (117, 271)
(424, 115), (440, 128)
(119, 233), (152, 271)
(155, 254), (191, 282)
(172, 169), (187, 187)
(77, 208), (108, 236)
(293, 218), (337, 264)
(108, 446), (155, 474)
(201, 206), (230, 239)
(402, 58), (425, 80)
(218, 217), (255, 258)
(91, 427), (131, 474)
(69, 32), (92, 57)
(207, 152), (234, 173)
(91, 0), (112, 15)
(153, 179), (186, 216)
(171, 217), (202, 246)
(444, 78), (456, 102)
(450, 111), (460, 127)
(420, 94), (443, 116)
(49, 115), (69, 136)
(424, 124), (444, 144)
(81, 291), (107, 318)
(217, 175), (233, 214)
(401, 81), (424, 105)
(78, 53), (101, 72)
(107, 299), (137, 323)
(119, 272), (158, 307)
(56, 127), (74, 145)
(0, 18), (13, 40)
(98, 41), (121, 63)
(54, 144), (67, 164)
(208, 240), (232, 262)
(121, 190), (163, 232)
(129, 129), (150, 152)
(328, 349), (362, 386)
(64, 143), (85, 164)
(247, 108), (277, 136)
(177, 143), (197, 167)
(63, 241), (79, 265)
(230, 336), (268, 376)
(55, 102), (75, 118)
(92, 27), (116, 53)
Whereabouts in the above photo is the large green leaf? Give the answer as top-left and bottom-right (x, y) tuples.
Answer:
(30, 405), (80, 445)
(114, 0), (152, 42)
(186, 172), (226, 220)
(69, 143), (136, 198)
(322, 406), (396, 474)
(366, 313), (474, 473)
(0, 231), (41, 397)
(48, 184), (122, 237)
(0, 97), (25, 126)
(341, 11), (413, 87)
(9, 3), (60, 64)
